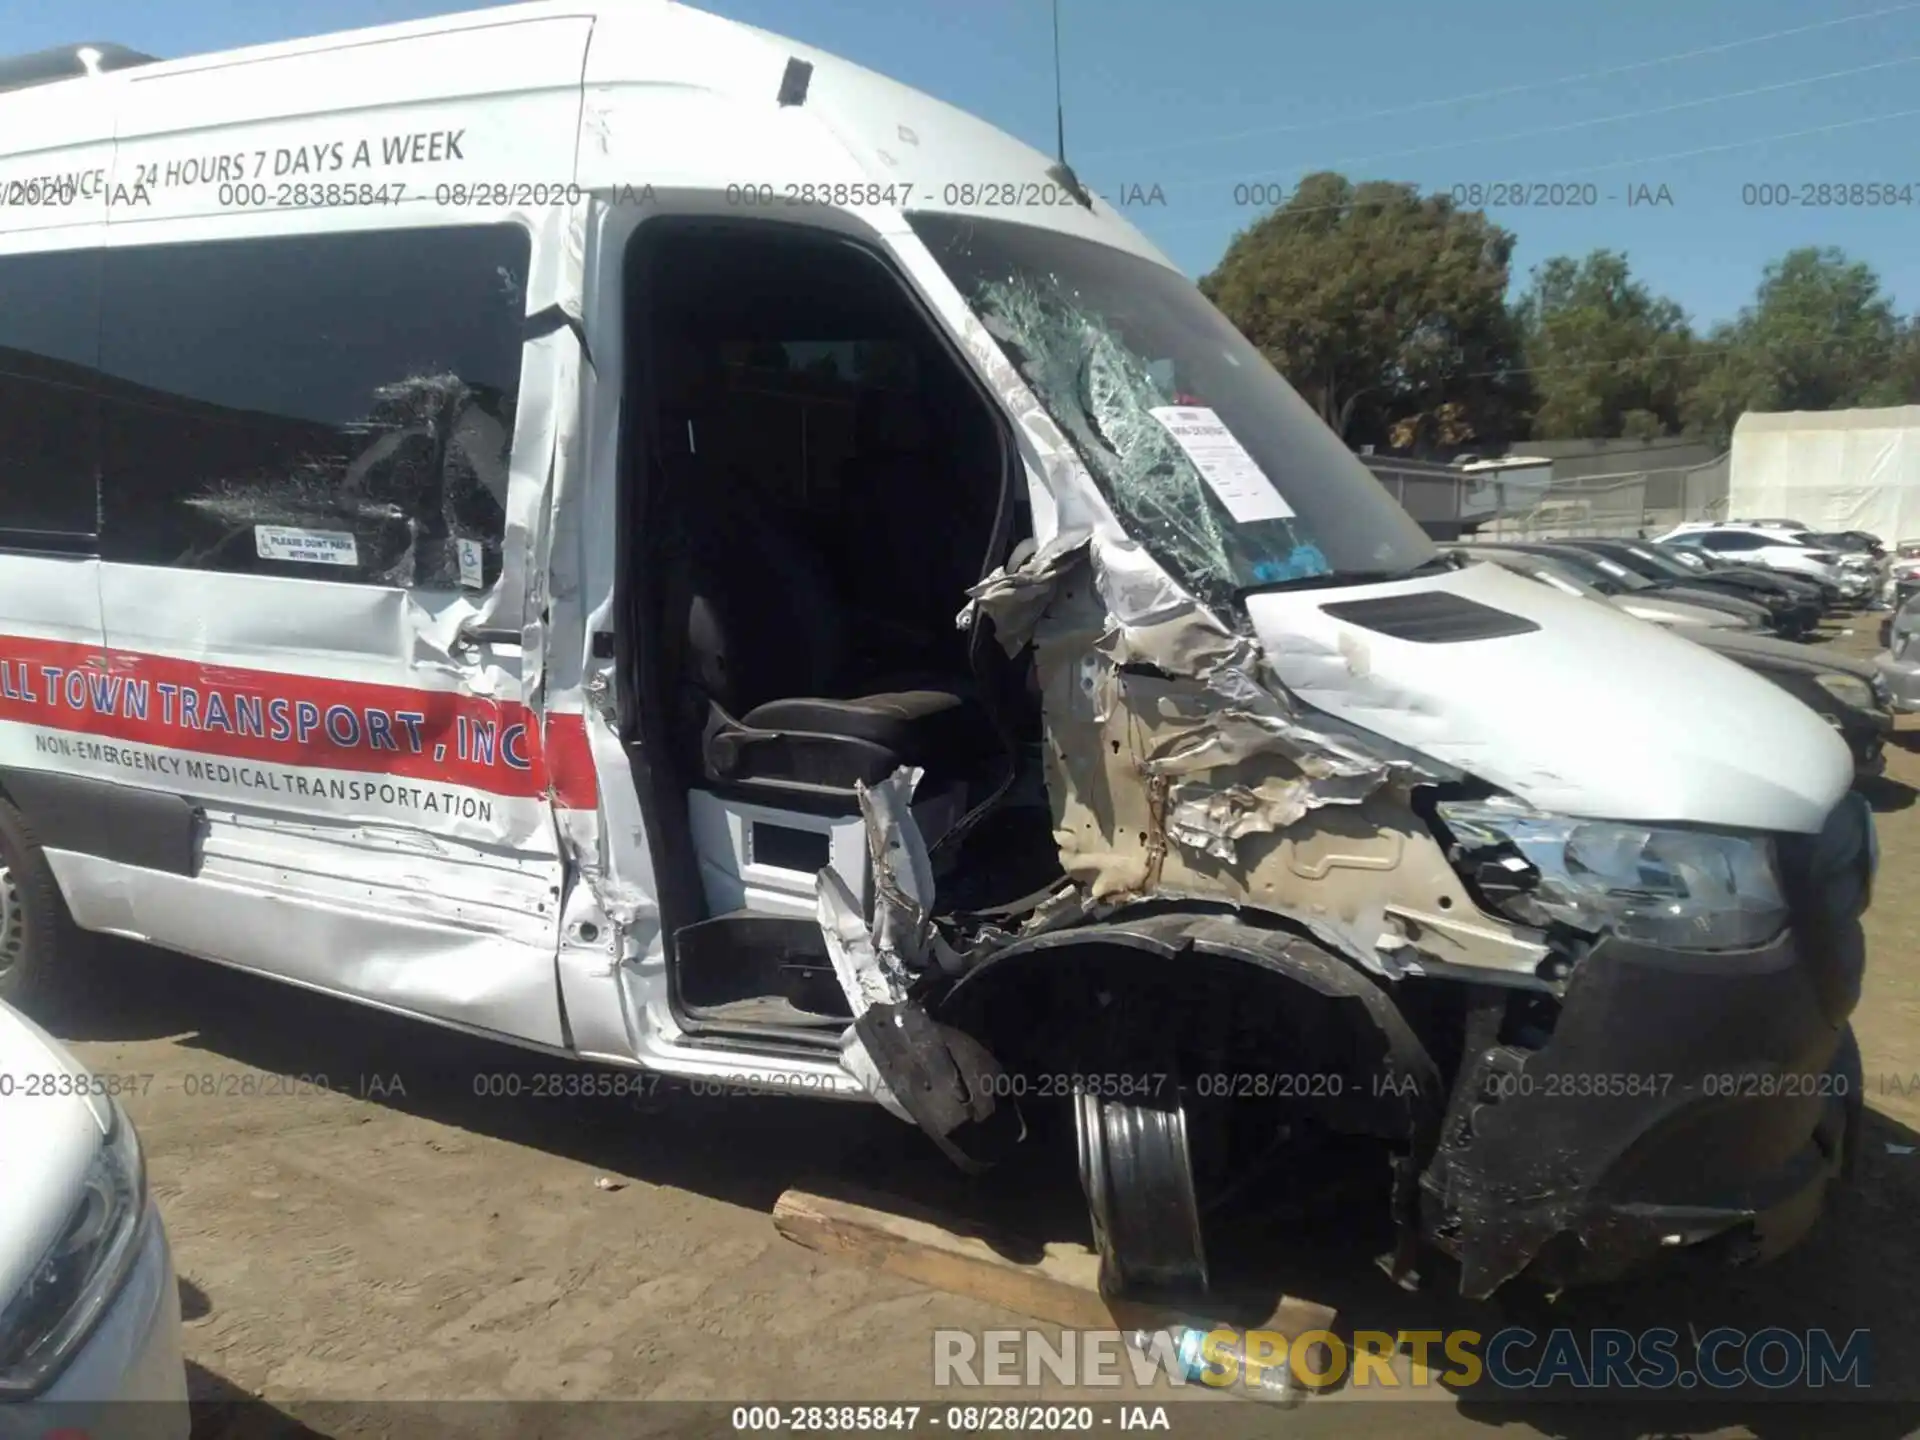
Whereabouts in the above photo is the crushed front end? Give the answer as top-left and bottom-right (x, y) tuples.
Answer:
(1418, 794), (1871, 1296)
(813, 205), (1874, 1303)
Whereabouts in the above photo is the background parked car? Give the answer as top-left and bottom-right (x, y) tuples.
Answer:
(1656, 522), (1852, 603)
(1655, 543), (1830, 613)
(1534, 538), (1817, 636)
(1451, 545), (1757, 630)
(1886, 544), (1920, 610)
(0, 1000), (188, 1440)
(1878, 591), (1920, 714)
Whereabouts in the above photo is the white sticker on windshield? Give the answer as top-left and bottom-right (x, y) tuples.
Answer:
(1150, 406), (1294, 523)
(255, 525), (358, 566)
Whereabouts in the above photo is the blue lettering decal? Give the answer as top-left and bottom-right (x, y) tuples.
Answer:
(501, 723), (531, 770)
(393, 711), (426, 753)
(155, 682), (179, 725)
(64, 671), (87, 710)
(324, 705), (360, 747)
(294, 700), (321, 745)
(1636, 1329), (1680, 1388)
(1484, 1329), (1536, 1388)
(1532, 1329), (1591, 1388)
(469, 719), (497, 767)
(0, 665), (16, 701)
(14, 662), (36, 701)
(364, 709), (398, 751)
(1588, 1329), (1637, 1389)
(201, 690), (234, 734)
(455, 714), (468, 761)
(267, 697), (292, 742)
(86, 672), (123, 716)
(177, 686), (202, 731)
(1808, 1329), (1873, 1388)
(1744, 1329), (1803, 1388)
(1697, 1328), (1745, 1389)
(41, 666), (64, 706)
(233, 693), (264, 737)
(122, 678), (149, 721)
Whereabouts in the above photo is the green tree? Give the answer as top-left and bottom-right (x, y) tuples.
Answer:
(1684, 246), (1905, 442)
(1516, 251), (1696, 440)
(1199, 171), (1531, 451)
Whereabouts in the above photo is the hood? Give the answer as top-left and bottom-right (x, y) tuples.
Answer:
(1689, 628), (1881, 682)
(1248, 560), (1852, 834)
(0, 1002), (108, 1308)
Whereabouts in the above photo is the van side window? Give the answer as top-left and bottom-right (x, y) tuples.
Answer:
(96, 224), (530, 588)
(0, 248), (102, 543)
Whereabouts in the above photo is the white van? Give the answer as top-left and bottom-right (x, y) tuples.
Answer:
(0, 5), (1873, 1303)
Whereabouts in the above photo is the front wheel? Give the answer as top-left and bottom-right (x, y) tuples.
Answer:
(1074, 1078), (1209, 1298)
(0, 794), (88, 1019)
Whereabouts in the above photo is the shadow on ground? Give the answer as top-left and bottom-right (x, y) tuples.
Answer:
(52, 942), (1920, 1437)
(1861, 774), (1918, 812)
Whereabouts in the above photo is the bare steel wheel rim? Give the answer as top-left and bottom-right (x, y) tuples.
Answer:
(0, 862), (20, 980)
(1073, 1081), (1210, 1297)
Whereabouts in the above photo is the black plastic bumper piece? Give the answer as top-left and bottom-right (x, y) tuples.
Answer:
(1420, 795), (1872, 1298)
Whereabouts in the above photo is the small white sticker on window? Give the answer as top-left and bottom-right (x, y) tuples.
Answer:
(456, 537), (486, 589)
(255, 526), (358, 566)
(1149, 406), (1294, 523)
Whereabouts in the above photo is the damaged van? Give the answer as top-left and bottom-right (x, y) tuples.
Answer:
(0, 4), (1872, 1303)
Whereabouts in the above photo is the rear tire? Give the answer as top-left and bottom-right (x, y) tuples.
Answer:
(0, 795), (89, 1020)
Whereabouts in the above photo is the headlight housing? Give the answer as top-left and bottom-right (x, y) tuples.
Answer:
(1434, 798), (1789, 952)
(0, 1099), (147, 1396)
(1814, 673), (1878, 711)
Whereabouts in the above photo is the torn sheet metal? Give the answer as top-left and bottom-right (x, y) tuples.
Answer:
(1164, 771), (1378, 864)
(1022, 549), (1517, 978)
(813, 767), (930, 1121)
(815, 766), (1022, 1135)
(958, 528), (1092, 655)
(933, 253), (1535, 981)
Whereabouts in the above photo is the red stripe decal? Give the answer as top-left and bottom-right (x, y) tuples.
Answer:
(0, 634), (601, 808)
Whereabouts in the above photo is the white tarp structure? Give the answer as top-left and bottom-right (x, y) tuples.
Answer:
(1730, 406), (1920, 542)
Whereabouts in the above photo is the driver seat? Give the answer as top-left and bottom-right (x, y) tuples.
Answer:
(660, 465), (1000, 803)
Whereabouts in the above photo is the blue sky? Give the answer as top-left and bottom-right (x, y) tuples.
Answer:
(7, 0), (1919, 326)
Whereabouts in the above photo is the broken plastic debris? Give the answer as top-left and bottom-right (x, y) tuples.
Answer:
(594, 1176), (626, 1191)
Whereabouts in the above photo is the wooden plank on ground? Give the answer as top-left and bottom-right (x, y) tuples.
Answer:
(772, 1184), (1337, 1339)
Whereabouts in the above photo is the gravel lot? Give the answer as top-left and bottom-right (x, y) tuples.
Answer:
(45, 621), (1920, 1438)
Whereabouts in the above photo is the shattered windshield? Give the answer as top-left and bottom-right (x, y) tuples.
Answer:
(906, 214), (1434, 610)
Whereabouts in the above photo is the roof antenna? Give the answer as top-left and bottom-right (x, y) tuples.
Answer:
(1045, 0), (1094, 210)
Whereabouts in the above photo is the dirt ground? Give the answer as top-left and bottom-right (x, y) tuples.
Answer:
(45, 619), (1920, 1438)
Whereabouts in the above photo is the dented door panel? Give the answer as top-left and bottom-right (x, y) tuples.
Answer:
(34, 30), (599, 1043)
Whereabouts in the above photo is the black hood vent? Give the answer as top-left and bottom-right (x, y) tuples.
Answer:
(1320, 591), (1539, 643)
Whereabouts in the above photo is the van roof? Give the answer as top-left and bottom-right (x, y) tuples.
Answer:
(0, 1), (1176, 271)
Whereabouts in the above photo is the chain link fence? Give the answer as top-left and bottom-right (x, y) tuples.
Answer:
(1364, 451), (1731, 541)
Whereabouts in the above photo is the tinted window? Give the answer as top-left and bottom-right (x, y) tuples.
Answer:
(1698, 532), (1760, 551)
(0, 248), (101, 541)
(98, 224), (529, 588)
